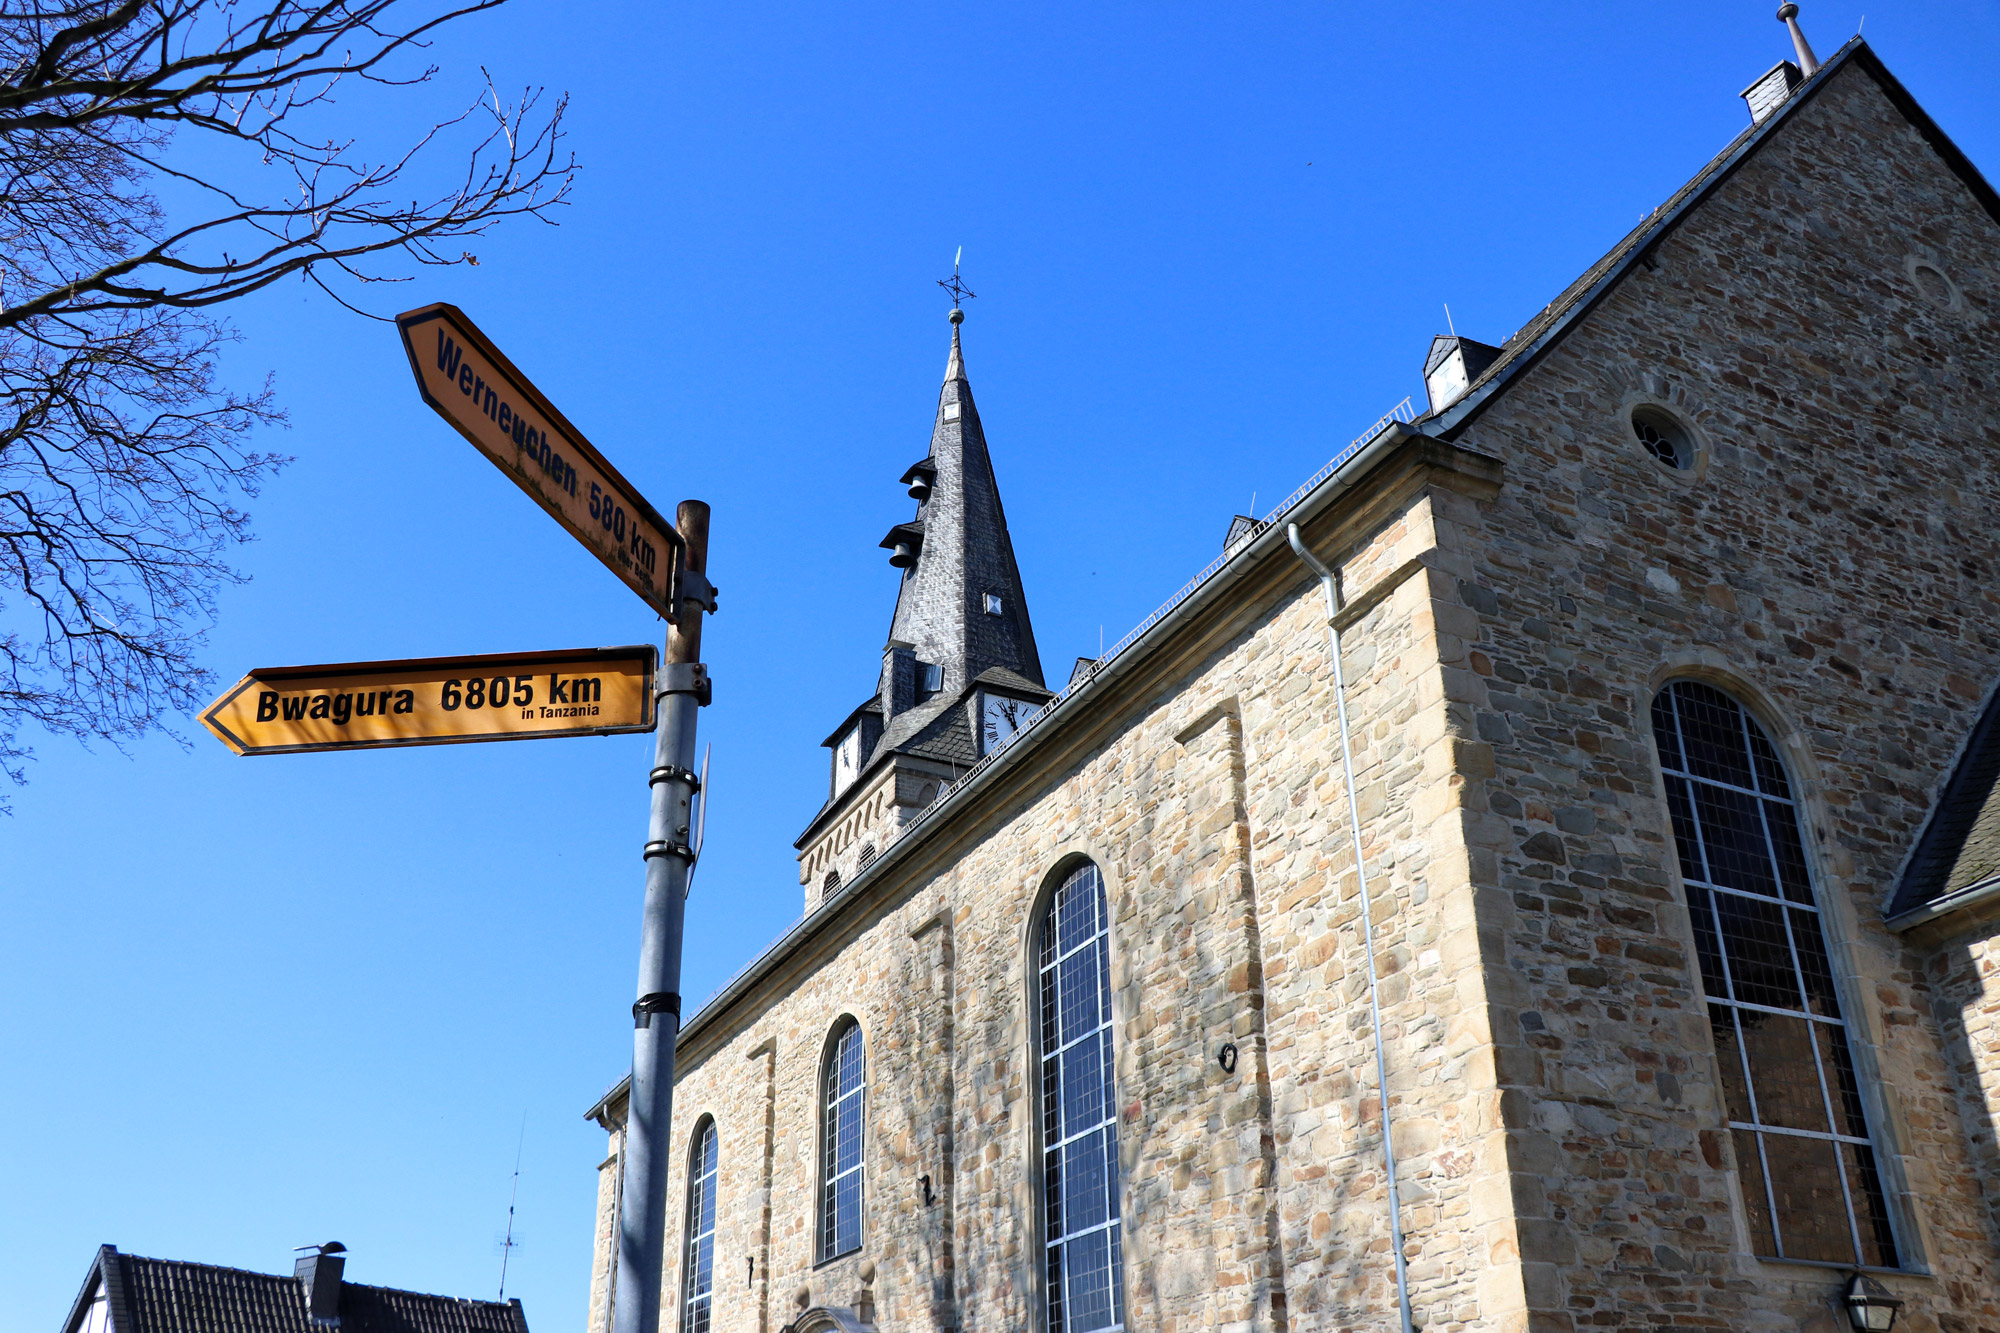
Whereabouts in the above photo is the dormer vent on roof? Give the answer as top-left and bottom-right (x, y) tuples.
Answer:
(1423, 334), (1503, 415)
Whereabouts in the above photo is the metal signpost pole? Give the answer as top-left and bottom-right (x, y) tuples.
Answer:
(614, 500), (713, 1333)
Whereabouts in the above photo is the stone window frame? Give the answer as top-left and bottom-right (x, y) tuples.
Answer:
(1640, 659), (1929, 1275)
(1618, 390), (1712, 486)
(1902, 252), (1966, 315)
(1022, 853), (1129, 1333)
(680, 1115), (719, 1333)
(815, 1016), (869, 1266)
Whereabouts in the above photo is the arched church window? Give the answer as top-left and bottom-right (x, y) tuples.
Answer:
(1650, 680), (1898, 1267)
(818, 1019), (866, 1262)
(681, 1119), (718, 1333)
(1036, 861), (1124, 1333)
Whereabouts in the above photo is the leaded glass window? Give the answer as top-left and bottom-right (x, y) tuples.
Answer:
(1651, 680), (1899, 1268)
(1038, 862), (1124, 1333)
(681, 1120), (718, 1333)
(819, 1020), (866, 1262)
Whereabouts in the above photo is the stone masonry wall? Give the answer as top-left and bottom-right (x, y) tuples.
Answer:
(590, 451), (1521, 1333)
(1447, 59), (2000, 1332)
(1921, 912), (2000, 1262)
(587, 1126), (623, 1333)
(583, 50), (2000, 1333)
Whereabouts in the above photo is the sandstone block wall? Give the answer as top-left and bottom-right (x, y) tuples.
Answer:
(1447, 58), (2000, 1332)
(1920, 911), (2000, 1268)
(590, 451), (1520, 1333)
(586, 49), (2000, 1333)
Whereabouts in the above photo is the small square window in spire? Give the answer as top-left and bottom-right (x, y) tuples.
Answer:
(984, 593), (1004, 616)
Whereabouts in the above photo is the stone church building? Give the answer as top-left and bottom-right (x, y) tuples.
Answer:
(585, 20), (2000, 1333)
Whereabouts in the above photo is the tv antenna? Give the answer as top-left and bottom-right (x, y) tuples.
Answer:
(498, 1113), (526, 1300)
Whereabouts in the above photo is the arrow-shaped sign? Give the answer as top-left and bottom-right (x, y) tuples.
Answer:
(397, 303), (684, 617)
(201, 645), (658, 756)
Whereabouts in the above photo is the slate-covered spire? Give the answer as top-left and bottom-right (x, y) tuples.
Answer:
(878, 307), (1043, 708)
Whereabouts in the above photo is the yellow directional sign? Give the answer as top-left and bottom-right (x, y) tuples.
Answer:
(200, 646), (658, 756)
(396, 303), (683, 617)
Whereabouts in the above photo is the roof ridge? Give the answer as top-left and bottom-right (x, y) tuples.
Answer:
(1426, 35), (1875, 439)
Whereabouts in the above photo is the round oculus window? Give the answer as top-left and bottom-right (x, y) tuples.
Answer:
(1631, 407), (1694, 471)
(1913, 262), (1953, 308)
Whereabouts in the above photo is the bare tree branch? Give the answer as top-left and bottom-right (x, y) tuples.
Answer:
(0, 0), (578, 803)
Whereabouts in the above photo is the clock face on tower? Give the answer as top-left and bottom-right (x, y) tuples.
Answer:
(833, 726), (861, 793)
(981, 692), (1033, 754)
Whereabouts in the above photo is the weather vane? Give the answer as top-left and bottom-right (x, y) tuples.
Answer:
(938, 246), (976, 310)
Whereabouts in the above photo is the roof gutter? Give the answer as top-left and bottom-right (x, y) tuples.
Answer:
(585, 1077), (628, 1126)
(1883, 874), (2000, 934)
(658, 418), (1422, 1060)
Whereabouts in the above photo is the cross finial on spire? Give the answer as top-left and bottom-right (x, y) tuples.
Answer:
(938, 247), (976, 320)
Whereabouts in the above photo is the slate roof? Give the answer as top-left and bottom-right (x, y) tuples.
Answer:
(973, 666), (1049, 698)
(881, 317), (1045, 694)
(798, 315), (1055, 844)
(1889, 689), (2000, 923)
(894, 695), (977, 767)
(862, 669), (1049, 776)
(65, 1247), (529, 1333)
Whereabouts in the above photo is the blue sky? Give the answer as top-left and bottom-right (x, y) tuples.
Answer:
(3, 3), (1993, 1329)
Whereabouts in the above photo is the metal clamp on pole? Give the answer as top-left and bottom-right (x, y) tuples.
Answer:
(677, 568), (718, 614)
(632, 991), (680, 1030)
(657, 661), (712, 707)
(650, 764), (701, 791)
(643, 838), (695, 863)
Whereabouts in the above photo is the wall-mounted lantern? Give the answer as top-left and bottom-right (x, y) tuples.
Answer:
(1844, 1272), (1902, 1331)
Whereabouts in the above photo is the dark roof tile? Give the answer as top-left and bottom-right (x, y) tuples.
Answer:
(1890, 687), (2000, 921)
(69, 1250), (529, 1333)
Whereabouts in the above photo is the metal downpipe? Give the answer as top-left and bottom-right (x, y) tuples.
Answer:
(1286, 521), (1416, 1333)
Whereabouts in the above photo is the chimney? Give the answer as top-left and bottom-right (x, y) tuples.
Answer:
(1740, 61), (1803, 123)
(294, 1243), (346, 1325)
(1741, 4), (1819, 124)
(1423, 334), (1502, 415)
(880, 643), (918, 718)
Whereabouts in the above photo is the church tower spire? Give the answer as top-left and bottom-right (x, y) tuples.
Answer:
(879, 305), (1044, 698)
(796, 299), (1051, 909)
